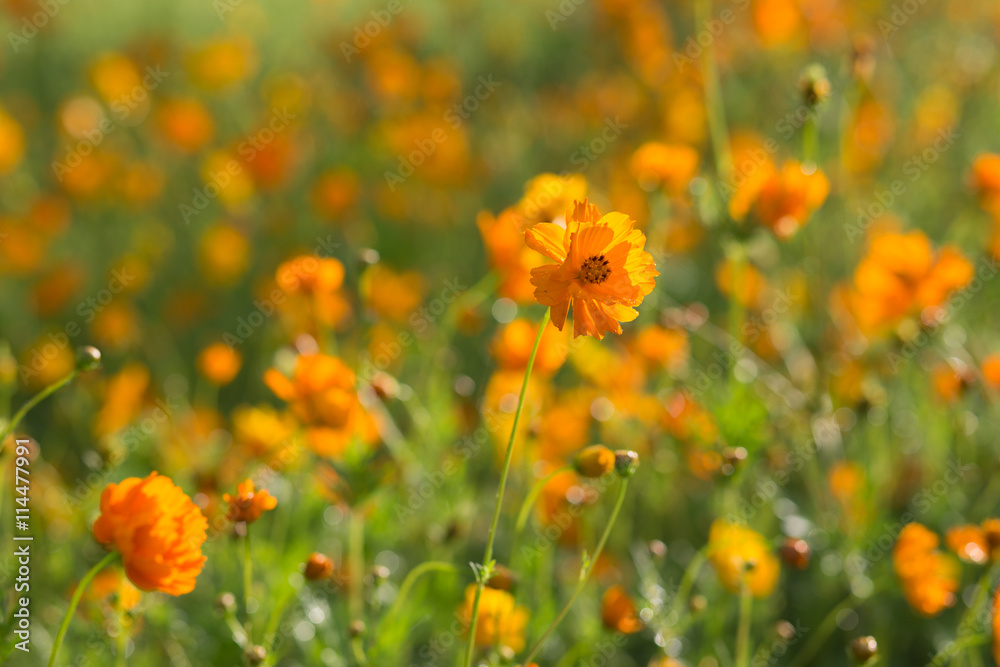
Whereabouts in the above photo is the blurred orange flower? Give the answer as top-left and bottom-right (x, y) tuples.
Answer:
(92, 472), (208, 595)
(492, 318), (568, 375)
(601, 585), (643, 633)
(458, 583), (529, 652)
(708, 519), (780, 598)
(264, 354), (378, 458)
(629, 142), (699, 195)
(196, 343), (242, 386)
(526, 199), (658, 339)
(893, 523), (959, 616)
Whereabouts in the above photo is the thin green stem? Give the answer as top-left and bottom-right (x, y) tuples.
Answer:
(48, 551), (119, 667)
(803, 113), (818, 165)
(349, 509), (368, 665)
(243, 530), (254, 648)
(382, 562), (457, 630)
(696, 0), (732, 185)
(1, 370), (76, 446)
(521, 478), (630, 665)
(464, 308), (550, 667)
(788, 592), (857, 667)
(735, 581), (752, 667)
(511, 465), (572, 557)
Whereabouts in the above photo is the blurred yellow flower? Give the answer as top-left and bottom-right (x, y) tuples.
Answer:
(196, 343), (242, 386)
(708, 519), (780, 598)
(458, 583), (529, 652)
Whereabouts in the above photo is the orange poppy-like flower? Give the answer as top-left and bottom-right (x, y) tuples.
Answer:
(845, 231), (974, 335)
(224, 479), (277, 524)
(458, 583), (529, 652)
(629, 142), (700, 195)
(601, 585), (643, 634)
(92, 472), (208, 596)
(892, 523), (959, 616)
(526, 199), (658, 339)
(196, 343), (242, 386)
(264, 354), (378, 458)
(707, 519), (780, 598)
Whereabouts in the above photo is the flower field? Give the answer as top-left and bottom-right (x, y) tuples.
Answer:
(2, 0), (1000, 666)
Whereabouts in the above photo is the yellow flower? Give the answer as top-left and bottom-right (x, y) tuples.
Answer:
(458, 584), (529, 652)
(708, 519), (780, 598)
(526, 199), (658, 339)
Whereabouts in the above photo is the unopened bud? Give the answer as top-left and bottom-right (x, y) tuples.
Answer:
(613, 449), (639, 478)
(574, 445), (615, 478)
(75, 346), (102, 372)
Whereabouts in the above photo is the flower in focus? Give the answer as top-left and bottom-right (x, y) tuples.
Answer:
(458, 583), (529, 652)
(92, 472), (208, 595)
(526, 199), (658, 339)
(224, 479), (277, 524)
(892, 522), (959, 616)
(707, 519), (780, 598)
(601, 585), (643, 634)
(196, 343), (242, 386)
(264, 354), (378, 458)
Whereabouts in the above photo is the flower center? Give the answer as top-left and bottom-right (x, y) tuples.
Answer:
(580, 254), (611, 284)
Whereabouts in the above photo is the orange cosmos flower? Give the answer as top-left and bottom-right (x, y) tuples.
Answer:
(748, 160), (830, 240)
(707, 519), (780, 598)
(92, 472), (208, 596)
(224, 479), (277, 524)
(526, 199), (658, 339)
(982, 354), (1000, 390)
(845, 231), (974, 335)
(196, 343), (242, 386)
(601, 585), (644, 634)
(892, 523), (959, 616)
(629, 142), (700, 195)
(970, 153), (1000, 213)
(264, 354), (378, 458)
(458, 583), (529, 652)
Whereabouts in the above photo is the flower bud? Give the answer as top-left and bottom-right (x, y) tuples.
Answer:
(613, 449), (639, 478)
(574, 445), (615, 478)
(486, 564), (518, 592)
(850, 636), (877, 663)
(780, 538), (811, 569)
(305, 552), (335, 581)
(76, 346), (102, 372)
(215, 592), (236, 614)
(349, 620), (366, 637)
(245, 646), (266, 665)
(799, 64), (831, 108)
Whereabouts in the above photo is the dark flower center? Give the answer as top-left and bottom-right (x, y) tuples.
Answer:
(581, 254), (611, 284)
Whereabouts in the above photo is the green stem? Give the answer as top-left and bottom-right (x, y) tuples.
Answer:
(735, 581), (752, 667)
(463, 308), (550, 667)
(511, 465), (572, 557)
(243, 530), (254, 648)
(349, 509), (368, 665)
(381, 562), (457, 630)
(1, 370), (76, 446)
(924, 567), (997, 667)
(696, 0), (732, 185)
(521, 478), (630, 665)
(48, 551), (119, 667)
(788, 592), (856, 667)
(803, 113), (818, 165)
